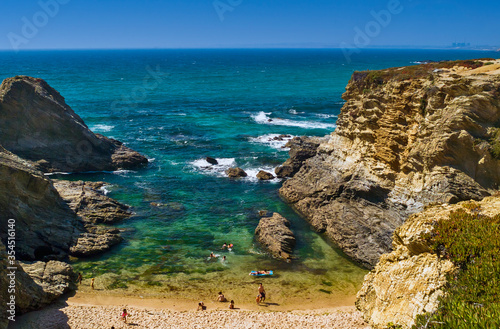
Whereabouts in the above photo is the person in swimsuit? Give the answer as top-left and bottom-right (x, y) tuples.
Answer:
(121, 309), (128, 323)
(258, 283), (266, 302)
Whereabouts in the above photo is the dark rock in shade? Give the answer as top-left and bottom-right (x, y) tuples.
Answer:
(206, 157), (218, 165)
(0, 241), (77, 323)
(0, 146), (125, 260)
(279, 64), (500, 269)
(275, 136), (324, 178)
(52, 180), (131, 225)
(226, 167), (248, 178)
(255, 212), (296, 261)
(256, 170), (275, 180)
(0, 146), (81, 261)
(0, 76), (148, 173)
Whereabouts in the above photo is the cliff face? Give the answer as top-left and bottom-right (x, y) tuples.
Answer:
(0, 76), (148, 173)
(279, 60), (500, 268)
(0, 146), (81, 260)
(356, 196), (500, 328)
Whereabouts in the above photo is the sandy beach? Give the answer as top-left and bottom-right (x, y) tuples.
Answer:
(12, 291), (370, 328)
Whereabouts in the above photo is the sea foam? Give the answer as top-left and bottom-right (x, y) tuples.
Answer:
(252, 111), (336, 130)
(249, 134), (294, 150)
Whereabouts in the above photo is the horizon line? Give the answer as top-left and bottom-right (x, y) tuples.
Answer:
(0, 46), (498, 52)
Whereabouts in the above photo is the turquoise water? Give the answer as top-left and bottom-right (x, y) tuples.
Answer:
(1, 49), (498, 301)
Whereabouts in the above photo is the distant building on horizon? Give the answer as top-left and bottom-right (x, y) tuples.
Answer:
(452, 42), (471, 48)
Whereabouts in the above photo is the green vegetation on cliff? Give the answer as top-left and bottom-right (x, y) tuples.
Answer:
(415, 203), (500, 328)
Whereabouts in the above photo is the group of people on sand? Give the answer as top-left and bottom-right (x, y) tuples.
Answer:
(197, 283), (266, 311)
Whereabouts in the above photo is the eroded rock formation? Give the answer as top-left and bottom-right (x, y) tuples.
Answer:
(356, 196), (500, 328)
(279, 60), (500, 268)
(0, 76), (148, 173)
(255, 212), (296, 260)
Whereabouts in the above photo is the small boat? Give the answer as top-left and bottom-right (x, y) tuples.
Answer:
(249, 270), (273, 276)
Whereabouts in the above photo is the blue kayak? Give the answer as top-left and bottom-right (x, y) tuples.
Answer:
(249, 270), (273, 276)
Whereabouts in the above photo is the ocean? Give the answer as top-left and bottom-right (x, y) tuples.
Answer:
(1, 48), (497, 302)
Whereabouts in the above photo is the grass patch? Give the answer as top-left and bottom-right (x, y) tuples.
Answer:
(351, 59), (485, 88)
(414, 207), (500, 328)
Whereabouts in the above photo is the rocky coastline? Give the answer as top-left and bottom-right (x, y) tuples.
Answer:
(278, 59), (500, 269)
(0, 76), (148, 326)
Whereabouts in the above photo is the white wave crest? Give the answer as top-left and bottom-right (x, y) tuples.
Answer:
(248, 134), (294, 151)
(190, 158), (237, 177)
(90, 124), (115, 133)
(252, 111), (336, 129)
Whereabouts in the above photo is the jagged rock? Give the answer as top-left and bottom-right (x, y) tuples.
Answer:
(280, 61), (500, 268)
(255, 213), (296, 260)
(256, 170), (275, 180)
(53, 180), (131, 224)
(356, 196), (500, 328)
(0, 146), (126, 260)
(0, 76), (148, 173)
(0, 146), (82, 261)
(70, 226), (122, 257)
(275, 137), (324, 178)
(258, 210), (273, 217)
(20, 260), (77, 301)
(0, 242), (77, 324)
(206, 157), (218, 165)
(226, 167), (248, 178)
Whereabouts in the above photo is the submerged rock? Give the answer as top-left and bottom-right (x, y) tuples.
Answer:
(255, 212), (296, 260)
(256, 170), (275, 180)
(226, 167), (248, 178)
(280, 61), (500, 268)
(0, 76), (148, 173)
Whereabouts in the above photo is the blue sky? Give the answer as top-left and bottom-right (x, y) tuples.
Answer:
(1, 0), (498, 50)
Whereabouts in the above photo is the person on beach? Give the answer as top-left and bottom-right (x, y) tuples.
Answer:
(258, 283), (266, 302)
(91, 278), (95, 290)
(197, 301), (206, 311)
(229, 300), (235, 309)
(256, 294), (261, 304)
(77, 273), (82, 284)
(217, 292), (227, 302)
(121, 309), (128, 323)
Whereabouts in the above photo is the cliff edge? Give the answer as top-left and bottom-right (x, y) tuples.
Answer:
(279, 59), (500, 268)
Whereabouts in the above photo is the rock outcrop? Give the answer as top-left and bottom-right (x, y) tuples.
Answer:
(356, 196), (500, 328)
(0, 146), (82, 261)
(275, 137), (325, 178)
(279, 60), (500, 268)
(226, 167), (248, 178)
(256, 170), (274, 180)
(0, 242), (77, 326)
(0, 76), (148, 173)
(0, 146), (125, 260)
(53, 180), (131, 224)
(255, 212), (296, 260)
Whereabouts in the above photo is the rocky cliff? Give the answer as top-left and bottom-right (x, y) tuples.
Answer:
(0, 76), (148, 173)
(356, 196), (500, 328)
(279, 59), (500, 268)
